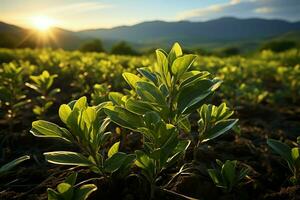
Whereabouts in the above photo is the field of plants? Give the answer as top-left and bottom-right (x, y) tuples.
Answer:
(0, 44), (300, 200)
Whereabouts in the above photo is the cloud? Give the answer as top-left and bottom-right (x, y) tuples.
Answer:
(255, 7), (273, 14)
(44, 2), (113, 14)
(230, 0), (241, 5)
(177, 0), (300, 21)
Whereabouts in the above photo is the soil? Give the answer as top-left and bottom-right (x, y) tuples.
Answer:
(0, 103), (299, 200)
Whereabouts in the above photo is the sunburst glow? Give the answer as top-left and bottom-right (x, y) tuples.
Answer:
(32, 16), (55, 31)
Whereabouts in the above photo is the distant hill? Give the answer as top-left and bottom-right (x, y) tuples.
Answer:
(0, 21), (83, 50)
(270, 30), (300, 42)
(78, 17), (300, 49)
(1, 17), (300, 51)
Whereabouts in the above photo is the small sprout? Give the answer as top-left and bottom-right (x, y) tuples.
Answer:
(26, 70), (60, 118)
(197, 103), (238, 144)
(208, 159), (250, 192)
(47, 172), (97, 200)
(31, 96), (135, 177)
(267, 138), (300, 184)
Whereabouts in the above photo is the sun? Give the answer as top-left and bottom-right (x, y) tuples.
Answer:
(32, 16), (55, 31)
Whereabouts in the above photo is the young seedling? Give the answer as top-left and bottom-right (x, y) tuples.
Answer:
(47, 172), (97, 200)
(26, 70), (60, 118)
(267, 137), (300, 184)
(197, 103), (238, 145)
(107, 43), (222, 132)
(208, 159), (250, 192)
(31, 96), (134, 177)
(104, 43), (222, 198)
(0, 62), (31, 134)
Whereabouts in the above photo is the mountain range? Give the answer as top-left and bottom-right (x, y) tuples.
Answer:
(1, 17), (300, 51)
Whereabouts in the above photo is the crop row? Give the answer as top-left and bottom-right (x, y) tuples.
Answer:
(0, 44), (299, 199)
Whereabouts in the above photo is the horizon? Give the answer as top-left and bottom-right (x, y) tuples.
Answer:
(1, 16), (300, 32)
(1, 0), (300, 31)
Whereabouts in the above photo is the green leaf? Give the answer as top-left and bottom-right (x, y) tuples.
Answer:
(136, 81), (166, 105)
(104, 105), (144, 131)
(267, 139), (294, 168)
(44, 151), (94, 166)
(177, 116), (191, 133)
(108, 141), (120, 158)
(57, 183), (73, 199)
(31, 120), (71, 142)
(135, 150), (154, 170)
(137, 67), (158, 85)
(291, 147), (300, 166)
(116, 154), (136, 175)
(222, 160), (236, 188)
(0, 155), (30, 175)
(177, 79), (214, 114)
(74, 184), (97, 200)
(171, 55), (197, 79)
(180, 71), (211, 90)
(159, 132), (179, 166)
(59, 104), (72, 124)
(47, 188), (59, 200)
(208, 169), (221, 185)
(125, 99), (156, 115)
(165, 140), (191, 168)
(82, 107), (97, 129)
(168, 42), (183, 65)
(200, 119), (238, 142)
(49, 88), (61, 97)
(25, 82), (41, 93)
(122, 72), (142, 90)
(181, 70), (208, 81)
(156, 49), (171, 87)
(74, 96), (87, 110)
(104, 152), (128, 173)
(65, 173), (77, 186)
(108, 92), (124, 106)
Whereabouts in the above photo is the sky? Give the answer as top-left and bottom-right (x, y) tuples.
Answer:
(1, 0), (300, 31)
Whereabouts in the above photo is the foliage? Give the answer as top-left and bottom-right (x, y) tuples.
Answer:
(219, 47), (240, 57)
(261, 40), (297, 52)
(90, 83), (110, 106)
(26, 70), (60, 118)
(0, 62), (31, 132)
(0, 47), (299, 108)
(31, 96), (134, 176)
(111, 41), (139, 55)
(79, 39), (105, 53)
(208, 159), (250, 192)
(267, 137), (300, 184)
(104, 43), (237, 198)
(197, 103), (238, 144)
(0, 43), (299, 198)
(47, 172), (97, 200)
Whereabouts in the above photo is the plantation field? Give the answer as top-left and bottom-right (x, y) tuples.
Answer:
(0, 45), (300, 200)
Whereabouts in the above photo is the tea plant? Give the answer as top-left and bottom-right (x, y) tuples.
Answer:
(207, 159), (250, 192)
(0, 62), (31, 133)
(104, 43), (238, 198)
(267, 137), (300, 184)
(105, 43), (223, 132)
(26, 70), (60, 118)
(105, 106), (190, 198)
(47, 172), (97, 200)
(31, 96), (135, 176)
(197, 103), (238, 145)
